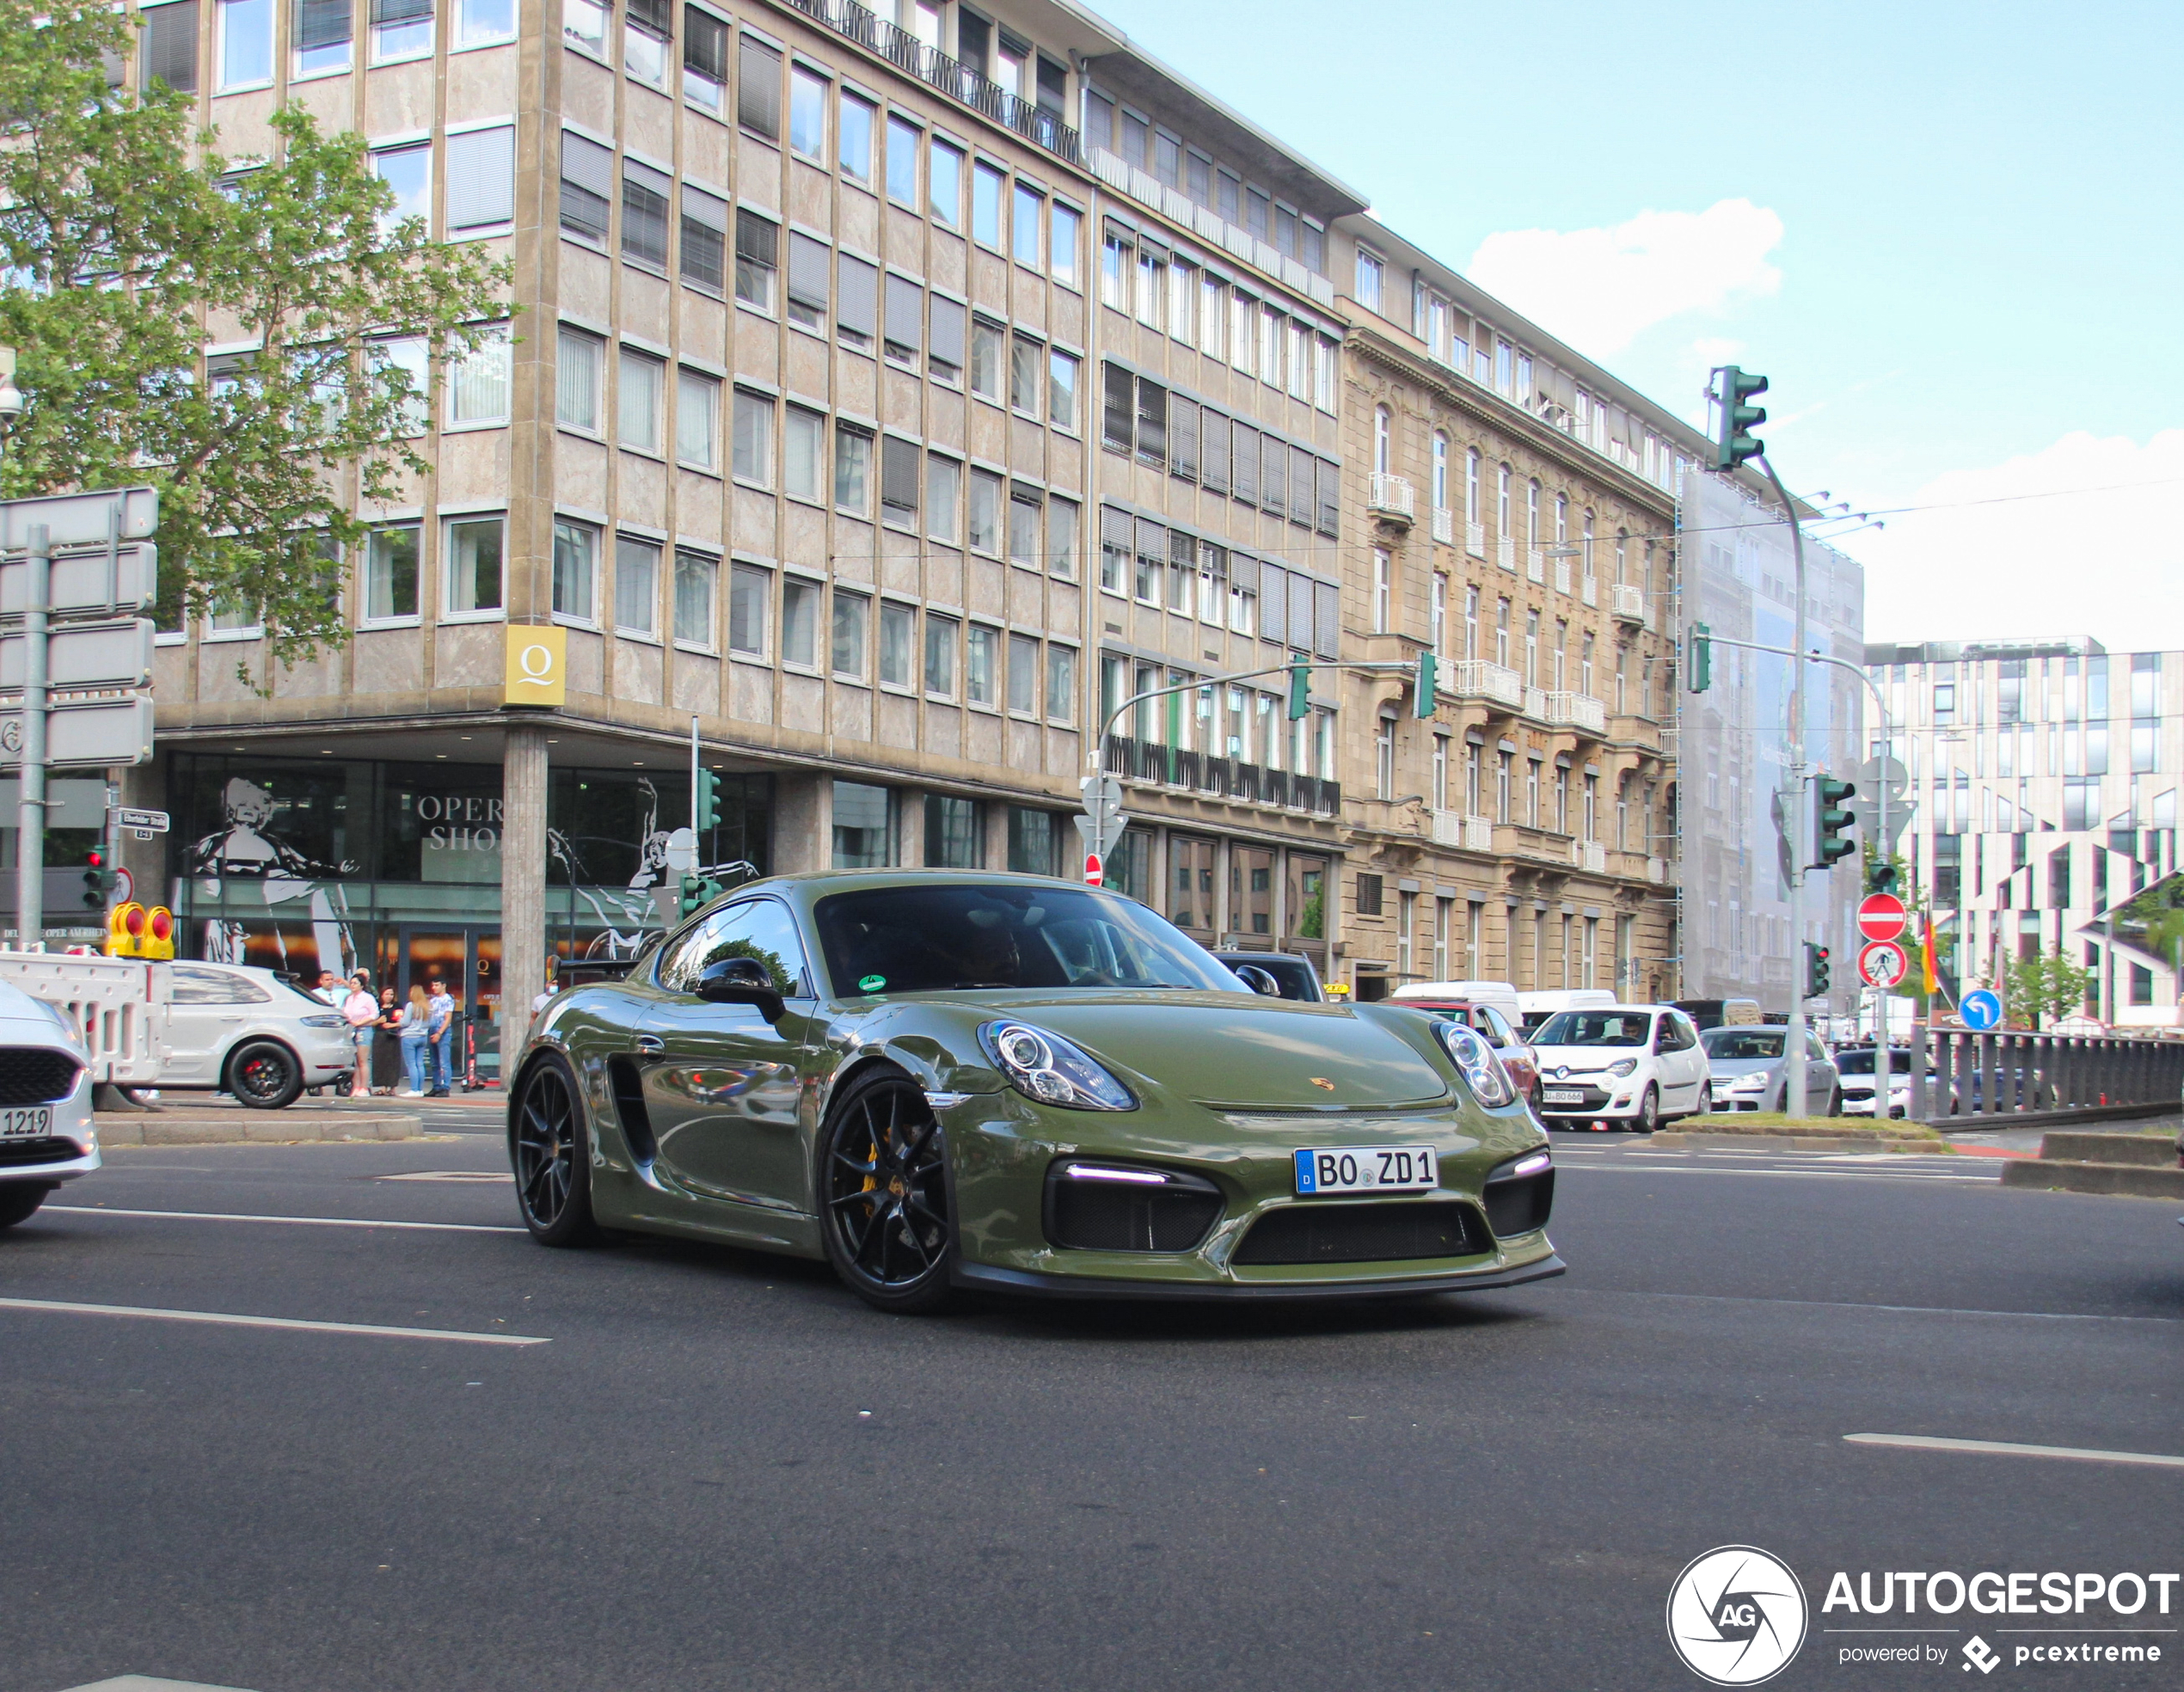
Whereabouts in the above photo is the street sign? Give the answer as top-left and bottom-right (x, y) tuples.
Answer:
(115, 806), (169, 833)
(0, 696), (155, 769)
(0, 487), (158, 550)
(1083, 852), (1104, 886)
(1850, 755), (1911, 852)
(1856, 892), (1909, 943)
(1960, 989), (2003, 1032)
(1071, 808), (1127, 859)
(1857, 940), (1909, 990)
(113, 867), (133, 905)
(1080, 773), (1122, 815)
(0, 618), (156, 689)
(0, 544), (158, 619)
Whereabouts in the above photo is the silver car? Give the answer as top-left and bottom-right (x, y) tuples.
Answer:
(161, 963), (358, 1109)
(1698, 1025), (1841, 1116)
(0, 978), (99, 1229)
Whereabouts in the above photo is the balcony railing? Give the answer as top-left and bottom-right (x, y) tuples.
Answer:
(1369, 473), (1414, 522)
(779, 0), (1083, 165)
(1610, 582), (1650, 626)
(1526, 548), (1546, 585)
(1571, 839), (1607, 874)
(1098, 734), (1335, 815)
(1544, 691), (1608, 734)
(1580, 575), (1598, 608)
(1553, 557), (1571, 595)
(1450, 659), (1523, 709)
(1523, 685), (1549, 720)
(1647, 855), (1667, 884)
(1496, 535), (1516, 572)
(1431, 810), (1496, 852)
(1430, 506), (1454, 545)
(1466, 521), (1486, 558)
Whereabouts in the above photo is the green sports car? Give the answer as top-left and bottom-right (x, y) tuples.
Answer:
(506, 869), (1562, 1313)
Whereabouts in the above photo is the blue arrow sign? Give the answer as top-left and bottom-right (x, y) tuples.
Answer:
(1960, 989), (2003, 1032)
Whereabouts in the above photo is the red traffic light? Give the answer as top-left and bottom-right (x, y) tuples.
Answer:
(86, 849), (104, 868)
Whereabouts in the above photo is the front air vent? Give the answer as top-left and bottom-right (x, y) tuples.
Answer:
(0, 1137), (80, 1168)
(1482, 1162), (1555, 1238)
(1233, 1200), (1485, 1266)
(605, 1056), (656, 1163)
(1043, 1161), (1224, 1254)
(0, 1050), (82, 1107)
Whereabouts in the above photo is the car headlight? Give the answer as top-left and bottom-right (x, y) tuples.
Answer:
(1728, 1073), (1768, 1093)
(978, 1021), (1136, 1112)
(1606, 1058), (1638, 1078)
(1432, 1021), (1515, 1107)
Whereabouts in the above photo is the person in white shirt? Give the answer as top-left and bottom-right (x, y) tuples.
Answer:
(424, 977), (457, 1097)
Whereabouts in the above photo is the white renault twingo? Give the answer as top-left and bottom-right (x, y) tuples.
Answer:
(1528, 1003), (1709, 1133)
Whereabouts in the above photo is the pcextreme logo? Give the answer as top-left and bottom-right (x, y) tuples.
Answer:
(1667, 1544), (1809, 1685)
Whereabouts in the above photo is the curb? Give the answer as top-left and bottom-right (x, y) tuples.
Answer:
(1650, 1131), (1948, 1155)
(95, 1112), (425, 1146)
(1997, 1161), (2184, 1200)
(2038, 1131), (2177, 1169)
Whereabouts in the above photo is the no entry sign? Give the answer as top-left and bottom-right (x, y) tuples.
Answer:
(1857, 892), (1908, 943)
(1858, 939), (1909, 990)
(1083, 852), (1104, 886)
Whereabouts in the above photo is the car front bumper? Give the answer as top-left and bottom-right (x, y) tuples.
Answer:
(1, 1070), (100, 1186)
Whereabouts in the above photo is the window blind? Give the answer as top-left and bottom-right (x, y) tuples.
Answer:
(559, 132), (614, 242)
(679, 186), (727, 291)
(622, 159), (672, 267)
(738, 35), (781, 138)
(683, 5), (727, 77)
(836, 253), (878, 340)
(884, 273), (922, 358)
(445, 125), (514, 231)
(140, 1), (199, 93)
(786, 232), (829, 312)
(296, 0), (351, 50)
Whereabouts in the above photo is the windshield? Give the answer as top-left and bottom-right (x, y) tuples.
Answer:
(1218, 956), (1318, 1000)
(1534, 1009), (1653, 1046)
(814, 884), (1242, 996)
(1701, 1028), (1784, 1061)
(1835, 1049), (1905, 1076)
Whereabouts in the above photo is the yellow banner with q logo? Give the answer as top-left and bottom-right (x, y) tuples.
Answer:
(503, 625), (567, 707)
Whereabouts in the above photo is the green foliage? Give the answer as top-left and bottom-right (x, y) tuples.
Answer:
(0, 0), (511, 679)
(1983, 949), (2097, 1032)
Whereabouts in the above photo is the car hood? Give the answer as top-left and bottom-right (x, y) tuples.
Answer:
(1531, 1045), (1649, 1074)
(1705, 1057), (1780, 1079)
(918, 990), (1454, 1109)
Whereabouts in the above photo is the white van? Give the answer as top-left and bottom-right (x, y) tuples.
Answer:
(1516, 989), (1617, 1038)
(1391, 979), (1522, 1027)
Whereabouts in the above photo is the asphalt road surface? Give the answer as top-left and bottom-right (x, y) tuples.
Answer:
(4, 1126), (2179, 1692)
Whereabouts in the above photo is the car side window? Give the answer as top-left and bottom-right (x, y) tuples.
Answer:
(1808, 1033), (1828, 1061)
(657, 899), (809, 996)
(1655, 1014), (1694, 1052)
(1477, 1006), (1513, 1045)
(170, 966), (271, 1005)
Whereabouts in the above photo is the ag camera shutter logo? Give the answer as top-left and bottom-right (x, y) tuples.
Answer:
(1666, 1544), (1808, 1685)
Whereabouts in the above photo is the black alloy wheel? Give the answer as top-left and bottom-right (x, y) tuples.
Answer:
(1631, 1084), (1659, 1135)
(820, 1070), (954, 1315)
(512, 1054), (601, 1247)
(227, 1039), (304, 1110)
(0, 1182), (53, 1229)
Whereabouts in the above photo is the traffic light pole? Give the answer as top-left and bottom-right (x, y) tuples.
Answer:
(1758, 457), (1810, 1122)
(15, 524), (48, 952)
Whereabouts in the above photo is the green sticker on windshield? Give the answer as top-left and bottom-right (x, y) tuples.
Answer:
(858, 974), (886, 993)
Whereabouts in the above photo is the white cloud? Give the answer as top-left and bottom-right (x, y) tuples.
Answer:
(1851, 429), (2184, 651)
(1466, 199), (1784, 359)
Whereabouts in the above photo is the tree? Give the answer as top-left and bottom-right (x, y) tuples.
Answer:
(0, 0), (511, 677)
(1985, 949), (2097, 1032)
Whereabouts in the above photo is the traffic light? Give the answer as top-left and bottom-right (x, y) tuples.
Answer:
(1286, 659), (1311, 721)
(1868, 857), (1900, 898)
(1803, 941), (1831, 999)
(107, 901), (143, 958)
(1812, 775), (1857, 869)
(1686, 622), (1713, 693)
(81, 849), (118, 909)
(695, 768), (721, 832)
(1713, 366), (1768, 470)
(1414, 651), (1437, 719)
(678, 873), (722, 920)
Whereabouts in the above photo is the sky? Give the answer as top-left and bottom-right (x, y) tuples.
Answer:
(1083, 0), (2184, 653)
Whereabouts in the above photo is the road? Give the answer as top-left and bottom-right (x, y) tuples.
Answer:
(3, 1124), (2178, 1691)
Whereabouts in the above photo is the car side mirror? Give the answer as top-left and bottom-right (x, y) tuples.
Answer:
(1233, 964), (1281, 996)
(694, 957), (787, 1024)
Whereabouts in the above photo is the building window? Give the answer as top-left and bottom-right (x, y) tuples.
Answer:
(672, 552), (716, 646)
(966, 469), (1001, 555)
(833, 425), (872, 516)
(966, 625), (997, 705)
(142, 1), (201, 94)
(838, 90), (874, 183)
(1048, 348), (1079, 431)
(788, 65), (826, 159)
(925, 795), (981, 867)
(970, 317), (1003, 401)
(447, 327), (512, 426)
(1009, 334), (1041, 414)
(1354, 245), (1383, 313)
(295, 0), (353, 77)
(831, 782), (893, 868)
(555, 326), (602, 431)
(624, 0), (668, 84)
(878, 600), (914, 688)
(680, 186), (727, 291)
(923, 612), (957, 696)
(371, 140), (433, 236)
(682, 5), (727, 110)
(831, 588), (868, 678)
(559, 132), (612, 242)
(728, 561), (770, 655)
(1046, 498), (1077, 579)
(885, 114), (920, 205)
(780, 577), (819, 668)
(734, 209), (777, 310)
(1372, 549), (1390, 633)
(551, 519), (598, 622)
(615, 534), (659, 636)
(929, 137), (962, 226)
(369, 0), (431, 60)
(1007, 489), (1040, 567)
(971, 161), (1003, 247)
(1012, 181), (1043, 267)
(1051, 202), (1081, 287)
(924, 455), (960, 542)
(364, 524), (420, 622)
(731, 388), (772, 485)
(443, 514), (503, 616)
(786, 234), (829, 329)
(1007, 633), (1039, 715)
(777, 404), (824, 502)
(1046, 645), (1077, 724)
(617, 347), (663, 455)
(669, 367), (719, 469)
(216, 0), (275, 84)
(1006, 807), (1055, 876)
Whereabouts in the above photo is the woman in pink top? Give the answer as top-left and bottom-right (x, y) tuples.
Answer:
(341, 971), (378, 1100)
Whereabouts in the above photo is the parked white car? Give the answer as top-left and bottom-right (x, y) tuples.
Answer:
(161, 963), (357, 1109)
(0, 978), (99, 1229)
(1528, 1003), (1709, 1132)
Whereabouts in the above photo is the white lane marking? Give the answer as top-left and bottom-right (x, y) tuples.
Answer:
(1845, 1433), (2184, 1470)
(0, 1297), (548, 1346)
(375, 1171), (515, 1183)
(47, 1205), (525, 1234)
(1567, 1289), (2178, 1326)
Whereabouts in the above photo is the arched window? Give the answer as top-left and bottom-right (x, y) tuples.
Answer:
(1373, 406), (1391, 475)
(1432, 433), (1449, 509)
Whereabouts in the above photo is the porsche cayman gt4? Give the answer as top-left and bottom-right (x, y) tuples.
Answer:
(507, 870), (1561, 1313)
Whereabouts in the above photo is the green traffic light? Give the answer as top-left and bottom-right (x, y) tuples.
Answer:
(1686, 622), (1712, 694)
(1804, 941), (1831, 998)
(1868, 860), (1899, 898)
(1714, 366), (1769, 470)
(1813, 775), (1857, 868)
(1286, 660), (1310, 721)
(696, 769), (722, 832)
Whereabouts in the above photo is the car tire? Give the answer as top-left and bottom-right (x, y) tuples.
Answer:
(1632, 1085), (1659, 1134)
(819, 1066), (955, 1315)
(0, 1182), (52, 1229)
(226, 1039), (304, 1110)
(510, 1053), (603, 1248)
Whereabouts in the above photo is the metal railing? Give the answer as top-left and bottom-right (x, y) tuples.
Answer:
(1523, 685), (1549, 720)
(1496, 535), (1516, 572)
(1909, 1029), (2184, 1121)
(1098, 733), (1334, 815)
(1544, 690), (1607, 734)
(1526, 548), (1546, 584)
(1430, 506), (1454, 545)
(1466, 521), (1486, 558)
(1553, 557), (1571, 595)
(779, 0), (1083, 164)
(1369, 473), (1414, 521)
(1450, 659), (1523, 709)
(1580, 575), (1597, 607)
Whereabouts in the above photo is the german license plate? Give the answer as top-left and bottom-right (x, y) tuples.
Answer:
(0, 1107), (52, 1138)
(1293, 1145), (1437, 1195)
(1543, 1088), (1586, 1105)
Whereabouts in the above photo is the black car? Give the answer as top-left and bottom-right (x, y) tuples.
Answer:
(1209, 951), (1325, 1002)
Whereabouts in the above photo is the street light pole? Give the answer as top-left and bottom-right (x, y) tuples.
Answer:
(1758, 458), (1809, 1120)
(15, 524), (48, 952)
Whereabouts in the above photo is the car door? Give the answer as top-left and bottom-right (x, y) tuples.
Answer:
(636, 898), (815, 1217)
(1805, 1031), (1837, 1113)
(1654, 1011), (1703, 1108)
(163, 966), (261, 1082)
